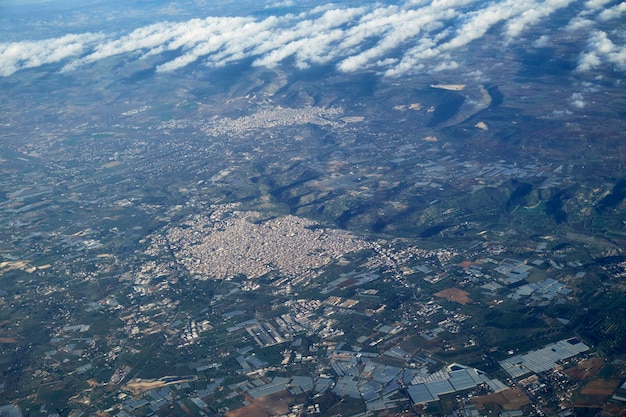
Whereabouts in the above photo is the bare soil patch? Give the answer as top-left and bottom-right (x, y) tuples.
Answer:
(459, 260), (472, 268)
(435, 287), (472, 304)
(602, 403), (626, 416)
(471, 387), (530, 411)
(564, 357), (604, 380)
(580, 379), (621, 396)
(226, 390), (293, 417)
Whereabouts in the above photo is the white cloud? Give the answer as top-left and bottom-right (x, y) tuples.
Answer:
(598, 2), (626, 20)
(251, 7), (366, 69)
(432, 60), (459, 71)
(384, 37), (442, 77)
(337, 7), (456, 72)
(505, 0), (575, 39)
(1, 0), (625, 79)
(159, 16), (281, 72)
(441, 0), (523, 50)
(577, 30), (626, 72)
(577, 51), (603, 71)
(565, 16), (595, 31)
(580, 81), (600, 93)
(265, 0), (294, 8)
(0, 33), (103, 76)
(570, 92), (585, 108)
(584, 0), (613, 9)
(533, 35), (551, 47)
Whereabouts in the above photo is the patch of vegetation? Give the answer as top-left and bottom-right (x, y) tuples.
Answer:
(597, 178), (626, 212)
(545, 189), (569, 223)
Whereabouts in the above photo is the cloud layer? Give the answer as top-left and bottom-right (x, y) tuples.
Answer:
(1, 0), (625, 78)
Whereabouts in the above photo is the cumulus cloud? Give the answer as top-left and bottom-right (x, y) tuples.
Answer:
(337, 6), (457, 72)
(0, 33), (104, 76)
(598, 2), (626, 20)
(251, 7), (366, 69)
(440, 0), (524, 50)
(505, 0), (575, 39)
(570, 92), (585, 108)
(566, 16), (595, 31)
(533, 35), (551, 47)
(265, 0), (294, 8)
(432, 60), (459, 71)
(158, 16), (280, 72)
(584, 0), (613, 9)
(0, 0), (624, 78)
(578, 30), (626, 72)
